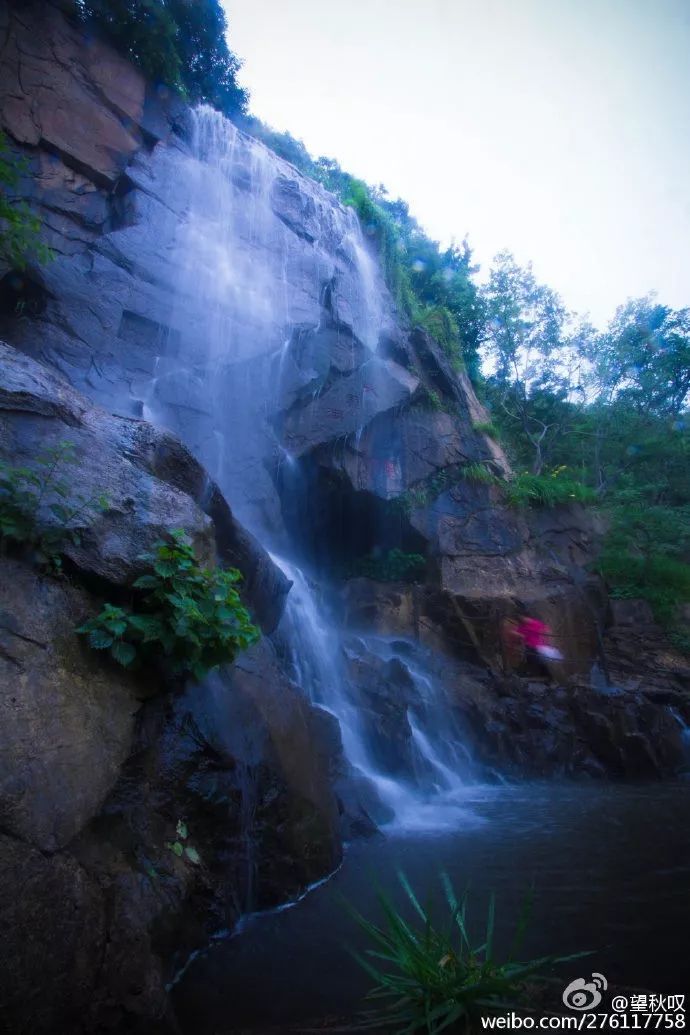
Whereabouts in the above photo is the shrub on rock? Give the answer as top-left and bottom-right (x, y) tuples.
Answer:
(79, 529), (260, 679)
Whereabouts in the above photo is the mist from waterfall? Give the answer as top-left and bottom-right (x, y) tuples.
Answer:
(144, 104), (481, 832)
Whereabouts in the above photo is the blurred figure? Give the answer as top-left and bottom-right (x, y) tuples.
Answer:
(515, 613), (563, 675)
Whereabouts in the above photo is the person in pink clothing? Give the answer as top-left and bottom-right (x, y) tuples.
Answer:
(515, 613), (561, 675)
(518, 616), (549, 652)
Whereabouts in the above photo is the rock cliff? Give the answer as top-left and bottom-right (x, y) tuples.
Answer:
(0, 342), (342, 1032)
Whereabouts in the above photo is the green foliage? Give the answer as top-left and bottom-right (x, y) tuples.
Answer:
(393, 471), (457, 516)
(481, 252), (576, 476)
(343, 178), (418, 319)
(350, 549), (426, 583)
(588, 297), (690, 419)
(478, 253), (690, 647)
(504, 469), (596, 508)
(425, 389), (443, 412)
(596, 496), (690, 649)
(0, 442), (108, 571)
(347, 871), (584, 1034)
(0, 132), (53, 270)
(417, 306), (464, 371)
(77, 0), (248, 116)
(78, 530), (260, 679)
(462, 462), (498, 486)
(165, 818), (202, 865)
(412, 387), (448, 414)
(598, 550), (690, 630)
(78, 0), (181, 86)
(473, 420), (501, 441)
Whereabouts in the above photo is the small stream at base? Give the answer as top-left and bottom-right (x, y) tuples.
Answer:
(172, 782), (690, 1032)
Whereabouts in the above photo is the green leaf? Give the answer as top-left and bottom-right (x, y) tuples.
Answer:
(133, 574), (159, 590)
(88, 629), (114, 650)
(110, 640), (137, 667)
(176, 820), (188, 840)
(184, 846), (201, 865)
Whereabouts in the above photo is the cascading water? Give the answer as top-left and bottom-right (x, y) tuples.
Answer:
(272, 556), (483, 831)
(143, 104), (480, 833)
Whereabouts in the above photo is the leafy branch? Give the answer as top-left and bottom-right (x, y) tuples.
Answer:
(78, 530), (260, 679)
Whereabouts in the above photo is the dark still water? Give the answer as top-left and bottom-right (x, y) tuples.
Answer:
(172, 783), (690, 1032)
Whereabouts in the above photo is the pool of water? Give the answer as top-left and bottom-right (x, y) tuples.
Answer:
(172, 782), (690, 1032)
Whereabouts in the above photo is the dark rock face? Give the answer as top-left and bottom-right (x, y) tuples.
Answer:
(0, 339), (289, 631)
(0, 834), (106, 1035)
(603, 603), (690, 705)
(66, 641), (342, 1033)
(0, 344), (340, 1032)
(0, 558), (141, 851)
(457, 675), (688, 780)
(0, 567), (342, 1034)
(341, 638), (420, 779)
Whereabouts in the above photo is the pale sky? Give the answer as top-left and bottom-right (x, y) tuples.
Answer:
(222, 0), (690, 327)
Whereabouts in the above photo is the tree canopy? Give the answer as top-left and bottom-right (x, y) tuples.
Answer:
(76, 0), (248, 116)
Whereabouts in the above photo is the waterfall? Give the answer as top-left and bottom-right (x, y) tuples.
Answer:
(143, 104), (479, 833)
(272, 556), (481, 831)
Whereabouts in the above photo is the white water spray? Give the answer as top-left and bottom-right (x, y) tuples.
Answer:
(142, 105), (479, 831)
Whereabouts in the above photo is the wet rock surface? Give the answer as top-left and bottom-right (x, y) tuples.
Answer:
(0, 339), (288, 631)
(1, 2), (601, 646)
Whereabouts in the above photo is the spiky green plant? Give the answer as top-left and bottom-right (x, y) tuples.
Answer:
(346, 872), (586, 1034)
(350, 548), (426, 583)
(503, 472), (596, 508)
(472, 421), (501, 442)
(462, 462), (498, 486)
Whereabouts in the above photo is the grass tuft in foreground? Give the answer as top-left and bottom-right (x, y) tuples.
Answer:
(345, 871), (587, 1034)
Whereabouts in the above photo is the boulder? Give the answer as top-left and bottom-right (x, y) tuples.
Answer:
(0, 557), (141, 851)
(216, 639), (342, 898)
(283, 357), (420, 458)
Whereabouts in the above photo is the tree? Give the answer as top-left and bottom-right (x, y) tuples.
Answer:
(78, 0), (248, 117)
(406, 236), (484, 380)
(168, 0), (248, 115)
(481, 252), (573, 473)
(586, 297), (690, 419)
(78, 0), (182, 88)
